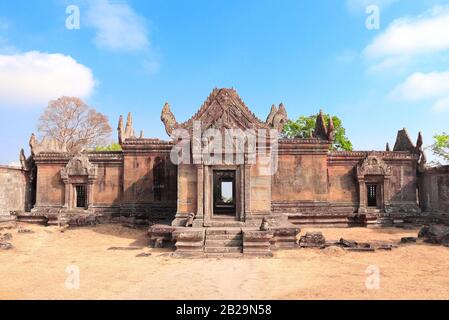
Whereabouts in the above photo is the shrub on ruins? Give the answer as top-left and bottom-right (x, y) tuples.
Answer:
(37, 97), (112, 154)
(282, 114), (353, 151)
(429, 133), (449, 165)
(94, 143), (122, 151)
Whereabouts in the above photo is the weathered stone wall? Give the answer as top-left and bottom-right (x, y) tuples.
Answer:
(35, 164), (65, 207)
(420, 165), (449, 213)
(176, 164), (197, 215)
(389, 162), (418, 205)
(0, 165), (28, 218)
(250, 154), (272, 214)
(120, 149), (177, 220)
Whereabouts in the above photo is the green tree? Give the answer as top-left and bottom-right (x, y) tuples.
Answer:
(95, 143), (122, 151)
(282, 114), (353, 151)
(429, 133), (449, 164)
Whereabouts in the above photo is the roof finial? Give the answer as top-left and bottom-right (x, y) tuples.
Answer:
(313, 109), (328, 140)
(327, 116), (335, 141)
(124, 112), (135, 139)
(117, 115), (124, 144)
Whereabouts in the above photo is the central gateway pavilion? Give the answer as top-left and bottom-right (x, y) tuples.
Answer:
(27, 88), (426, 257)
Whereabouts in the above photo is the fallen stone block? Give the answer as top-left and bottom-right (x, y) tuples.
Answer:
(108, 246), (144, 251)
(0, 233), (12, 241)
(418, 225), (449, 245)
(344, 246), (375, 252)
(339, 238), (358, 248)
(401, 237), (417, 243)
(0, 242), (13, 250)
(299, 232), (326, 247)
(136, 252), (152, 257)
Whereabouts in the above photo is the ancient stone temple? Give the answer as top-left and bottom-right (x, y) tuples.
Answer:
(16, 88), (435, 256)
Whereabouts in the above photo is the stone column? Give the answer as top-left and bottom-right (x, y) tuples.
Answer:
(384, 176), (391, 207)
(193, 164), (204, 227)
(203, 166), (211, 225)
(357, 177), (366, 213)
(87, 180), (95, 210)
(62, 178), (70, 209)
(244, 164), (252, 220)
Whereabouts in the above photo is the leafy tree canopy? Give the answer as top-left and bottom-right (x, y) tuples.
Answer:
(429, 133), (449, 165)
(282, 114), (353, 151)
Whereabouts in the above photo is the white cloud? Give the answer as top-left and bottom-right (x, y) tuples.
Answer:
(86, 0), (150, 52)
(432, 96), (449, 112)
(390, 70), (449, 112)
(364, 6), (449, 60)
(0, 51), (95, 108)
(390, 70), (449, 101)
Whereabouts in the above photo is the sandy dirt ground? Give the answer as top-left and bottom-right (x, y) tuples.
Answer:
(1, 222), (448, 300)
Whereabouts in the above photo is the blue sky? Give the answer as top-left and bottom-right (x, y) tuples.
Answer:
(0, 0), (448, 164)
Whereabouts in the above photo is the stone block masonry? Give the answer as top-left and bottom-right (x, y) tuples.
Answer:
(0, 165), (29, 221)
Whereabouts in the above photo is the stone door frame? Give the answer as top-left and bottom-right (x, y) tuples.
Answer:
(202, 164), (244, 226)
(356, 155), (392, 214)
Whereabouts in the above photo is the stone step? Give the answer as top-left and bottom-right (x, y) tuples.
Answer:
(205, 239), (242, 247)
(205, 253), (243, 259)
(207, 221), (245, 227)
(204, 247), (243, 254)
(206, 229), (242, 236)
(206, 234), (242, 240)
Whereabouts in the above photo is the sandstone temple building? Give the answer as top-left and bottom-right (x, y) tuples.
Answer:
(1, 88), (448, 256)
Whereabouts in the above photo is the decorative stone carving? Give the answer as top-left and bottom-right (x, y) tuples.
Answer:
(173, 88), (269, 133)
(60, 154), (97, 211)
(327, 116), (335, 141)
(356, 154), (392, 214)
(272, 103), (288, 132)
(266, 103), (288, 132)
(357, 154), (392, 177)
(29, 133), (67, 156)
(266, 104), (277, 125)
(415, 132), (427, 171)
(313, 110), (328, 140)
(161, 102), (178, 136)
(393, 128), (415, 152)
(61, 154), (97, 179)
(19, 149), (33, 172)
(117, 112), (137, 144)
(260, 217), (270, 231)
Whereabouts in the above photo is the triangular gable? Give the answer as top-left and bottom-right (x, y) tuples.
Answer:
(179, 88), (269, 131)
(393, 128), (415, 152)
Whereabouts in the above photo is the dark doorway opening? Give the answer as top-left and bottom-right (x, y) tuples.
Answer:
(213, 170), (236, 215)
(76, 185), (87, 209)
(367, 184), (378, 208)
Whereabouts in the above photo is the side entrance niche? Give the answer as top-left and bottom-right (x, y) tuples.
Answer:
(356, 154), (392, 213)
(61, 154), (98, 211)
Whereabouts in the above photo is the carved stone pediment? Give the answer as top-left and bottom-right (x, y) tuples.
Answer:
(29, 133), (67, 156)
(61, 154), (97, 180)
(357, 154), (392, 177)
(162, 88), (270, 137)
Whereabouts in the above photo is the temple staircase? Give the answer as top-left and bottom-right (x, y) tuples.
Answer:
(204, 228), (243, 258)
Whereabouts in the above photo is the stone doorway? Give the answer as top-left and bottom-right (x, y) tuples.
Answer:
(213, 170), (236, 217)
(367, 184), (380, 208)
(75, 185), (87, 209)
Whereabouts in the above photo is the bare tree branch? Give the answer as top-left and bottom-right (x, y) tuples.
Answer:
(37, 96), (113, 154)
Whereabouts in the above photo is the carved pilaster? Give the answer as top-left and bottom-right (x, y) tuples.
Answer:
(87, 180), (95, 210)
(357, 177), (366, 213)
(244, 164), (252, 219)
(203, 166), (211, 225)
(195, 164), (204, 225)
